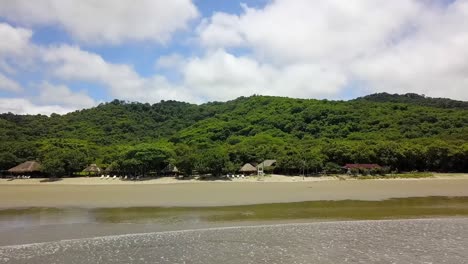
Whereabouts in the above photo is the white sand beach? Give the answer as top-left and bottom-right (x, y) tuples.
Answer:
(1, 173), (467, 186)
(1, 174), (468, 208)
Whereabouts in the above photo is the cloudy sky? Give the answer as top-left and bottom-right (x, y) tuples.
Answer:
(0, 0), (467, 115)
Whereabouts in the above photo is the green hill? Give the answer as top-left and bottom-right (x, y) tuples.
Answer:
(356, 93), (468, 109)
(1, 94), (467, 176)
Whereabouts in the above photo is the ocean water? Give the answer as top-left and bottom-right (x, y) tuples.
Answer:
(1, 219), (467, 264)
(1, 197), (468, 263)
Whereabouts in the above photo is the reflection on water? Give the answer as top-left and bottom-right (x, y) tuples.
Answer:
(1, 196), (468, 229)
(0, 208), (94, 230)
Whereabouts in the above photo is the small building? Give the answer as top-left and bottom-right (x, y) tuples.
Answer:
(162, 164), (179, 176)
(259, 160), (277, 168)
(343, 164), (382, 173)
(83, 164), (102, 176)
(239, 163), (257, 175)
(8, 161), (42, 177)
(257, 159), (277, 175)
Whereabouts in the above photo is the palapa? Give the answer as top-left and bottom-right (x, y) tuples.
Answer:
(8, 161), (42, 173)
(239, 163), (257, 173)
(83, 164), (102, 173)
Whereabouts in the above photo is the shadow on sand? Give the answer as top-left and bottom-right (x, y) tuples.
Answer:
(116, 175), (234, 182)
(40, 178), (63, 183)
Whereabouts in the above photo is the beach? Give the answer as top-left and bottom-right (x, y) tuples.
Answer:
(1, 174), (468, 208)
(1, 174), (468, 259)
(2, 173), (468, 186)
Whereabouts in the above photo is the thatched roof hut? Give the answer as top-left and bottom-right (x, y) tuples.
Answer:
(239, 163), (257, 173)
(83, 164), (102, 173)
(8, 161), (41, 173)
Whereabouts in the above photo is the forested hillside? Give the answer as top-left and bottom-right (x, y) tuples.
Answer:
(356, 93), (468, 109)
(1, 94), (467, 176)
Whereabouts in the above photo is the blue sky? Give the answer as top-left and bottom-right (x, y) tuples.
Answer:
(0, 0), (467, 114)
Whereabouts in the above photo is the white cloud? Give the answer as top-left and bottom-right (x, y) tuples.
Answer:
(3, 0), (468, 116)
(0, 0), (199, 44)
(0, 22), (32, 56)
(37, 82), (96, 109)
(197, 13), (244, 48)
(0, 98), (73, 115)
(182, 49), (346, 101)
(352, 0), (468, 100)
(0, 73), (22, 92)
(196, 0), (468, 100)
(0, 23), (35, 73)
(198, 0), (422, 64)
(40, 44), (197, 103)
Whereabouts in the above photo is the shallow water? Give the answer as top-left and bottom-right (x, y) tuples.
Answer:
(2, 196), (468, 225)
(1, 219), (468, 264)
(1, 196), (468, 246)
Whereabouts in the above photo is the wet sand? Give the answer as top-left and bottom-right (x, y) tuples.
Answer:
(1, 197), (468, 246)
(1, 178), (468, 208)
(1, 218), (467, 264)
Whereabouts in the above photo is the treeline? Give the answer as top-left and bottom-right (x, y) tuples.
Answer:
(357, 93), (468, 109)
(1, 135), (466, 177)
(0, 94), (467, 176)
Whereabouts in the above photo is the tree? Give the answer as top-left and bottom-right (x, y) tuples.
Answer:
(174, 144), (196, 176)
(116, 142), (174, 176)
(0, 152), (17, 171)
(323, 162), (342, 174)
(195, 147), (228, 176)
(42, 157), (65, 177)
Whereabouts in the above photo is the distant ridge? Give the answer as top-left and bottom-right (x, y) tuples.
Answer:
(355, 93), (468, 109)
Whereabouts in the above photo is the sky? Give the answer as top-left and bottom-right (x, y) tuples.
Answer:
(0, 0), (467, 115)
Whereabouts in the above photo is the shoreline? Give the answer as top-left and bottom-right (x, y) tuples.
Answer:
(1, 177), (468, 208)
(1, 173), (467, 186)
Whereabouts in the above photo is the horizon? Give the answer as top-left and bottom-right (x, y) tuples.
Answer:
(1, 0), (468, 115)
(1, 92), (467, 116)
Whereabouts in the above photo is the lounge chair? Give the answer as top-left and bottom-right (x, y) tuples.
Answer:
(106, 175), (110, 179)
(100, 175), (104, 179)
(113, 175), (117, 179)
(124, 175), (128, 180)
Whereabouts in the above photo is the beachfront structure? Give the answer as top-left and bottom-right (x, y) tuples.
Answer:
(257, 160), (277, 169)
(83, 164), (102, 175)
(7, 161), (42, 177)
(258, 160), (277, 168)
(257, 159), (277, 175)
(162, 164), (179, 176)
(239, 163), (257, 175)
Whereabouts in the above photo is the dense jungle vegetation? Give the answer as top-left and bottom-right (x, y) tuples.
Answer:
(1, 93), (467, 176)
